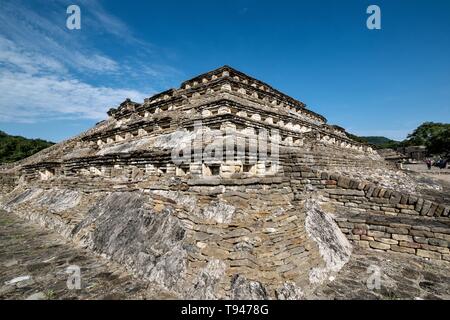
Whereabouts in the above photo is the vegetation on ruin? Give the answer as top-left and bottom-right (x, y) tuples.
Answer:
(0, 130), (54, 164)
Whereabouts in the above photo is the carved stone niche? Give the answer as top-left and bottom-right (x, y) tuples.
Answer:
(220, 122), (236, 131)
(202, 110), (212, 117)
(265, 117), (274, 124)
(284, 136), (293, 145)
(202, 78), (208, 84)
(237, 88), (246, 94)
(218, 106), (231, 114)
(251, 113), (261, 121)
(294, 138), (304, 146)
(221, 84), (232, 91)
(237, 111), (247, 117)
(90, 166), (102, 176)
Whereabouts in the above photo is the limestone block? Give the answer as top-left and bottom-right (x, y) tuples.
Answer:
(416, 249), (441, 260)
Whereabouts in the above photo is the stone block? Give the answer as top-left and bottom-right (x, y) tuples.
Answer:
(389, 192), (402, 205)
(337, 176), (351, 188)
(356, 240), (370, 249)
(420, 200), (432, 215)
(399, 241), (421, 249)
(390, 245), (415, 254)
(376, 238), (398, 245)
(320, 172), (329, 179)
(365, 185), (376, 198)
(392, 234), (413, 242)
(400, 194), (408, 205)
(416, 249), (441, 260)
(408, 195), (418, 205)
(428, 238), (448, 248)
(326, 189), (365, 196)
(386, 227), (409, 235)
(415, 198), (424, 212)
(400, 209), (419, 215)
(426, 203), (438, 217)
(369, 241), (390, 250)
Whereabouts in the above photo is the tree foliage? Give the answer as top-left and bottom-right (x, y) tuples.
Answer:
(402, 122), (450, 156)
(348, 122), (449, 155)
(0, 130), (54, 164)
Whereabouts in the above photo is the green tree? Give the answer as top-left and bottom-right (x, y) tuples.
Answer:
(403, 122), (450, 156)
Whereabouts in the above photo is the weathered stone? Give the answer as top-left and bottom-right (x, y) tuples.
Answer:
(369, 241), (390, 250)
(416, 249), (441, 260)
(390, 245), (415, 254)
(326, 189), (365, 196)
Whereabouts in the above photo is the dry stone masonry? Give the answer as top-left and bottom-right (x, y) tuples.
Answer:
(0, 66), (448, 299)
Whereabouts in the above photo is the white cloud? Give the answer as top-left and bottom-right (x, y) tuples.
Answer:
(0, 0), (180, 124)
(0, 71), (147, 123)
(0, 0), (120, 74)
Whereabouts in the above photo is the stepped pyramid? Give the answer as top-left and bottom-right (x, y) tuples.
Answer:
(1, 66), (448, 299)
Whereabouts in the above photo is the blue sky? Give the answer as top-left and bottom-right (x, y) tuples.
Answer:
(0, 0), (449, 142)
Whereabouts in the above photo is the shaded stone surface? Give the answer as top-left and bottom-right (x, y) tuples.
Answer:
(312, 248), (450, 300)
(0, 212), (176, 300)
(1, 212), (449, 300)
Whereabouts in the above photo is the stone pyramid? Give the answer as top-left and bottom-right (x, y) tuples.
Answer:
(1, 66), (448, 299)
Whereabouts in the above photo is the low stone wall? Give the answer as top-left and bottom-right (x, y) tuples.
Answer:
(335, 215), (449, 261)
(284, 163), (449, 218)
(319, 172), (449, 218)
(283, 163), (450, 261)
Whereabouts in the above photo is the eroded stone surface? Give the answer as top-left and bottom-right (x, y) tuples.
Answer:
(0, 212), (175, 300)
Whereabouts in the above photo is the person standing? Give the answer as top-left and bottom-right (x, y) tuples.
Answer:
(426, 159), (432, 170)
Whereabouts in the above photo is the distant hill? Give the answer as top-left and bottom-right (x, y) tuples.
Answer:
(0, 130), (54, 164)
(346, 134), (400, 149)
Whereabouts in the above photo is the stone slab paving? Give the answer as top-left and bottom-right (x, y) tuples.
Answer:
(1, 211), (449, 300)
(0, 211), (176, 300)
(312, 248), (450, 300)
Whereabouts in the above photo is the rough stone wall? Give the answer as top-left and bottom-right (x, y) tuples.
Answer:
(1, 179), (353, 299)
(280, 159), (450, 261)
